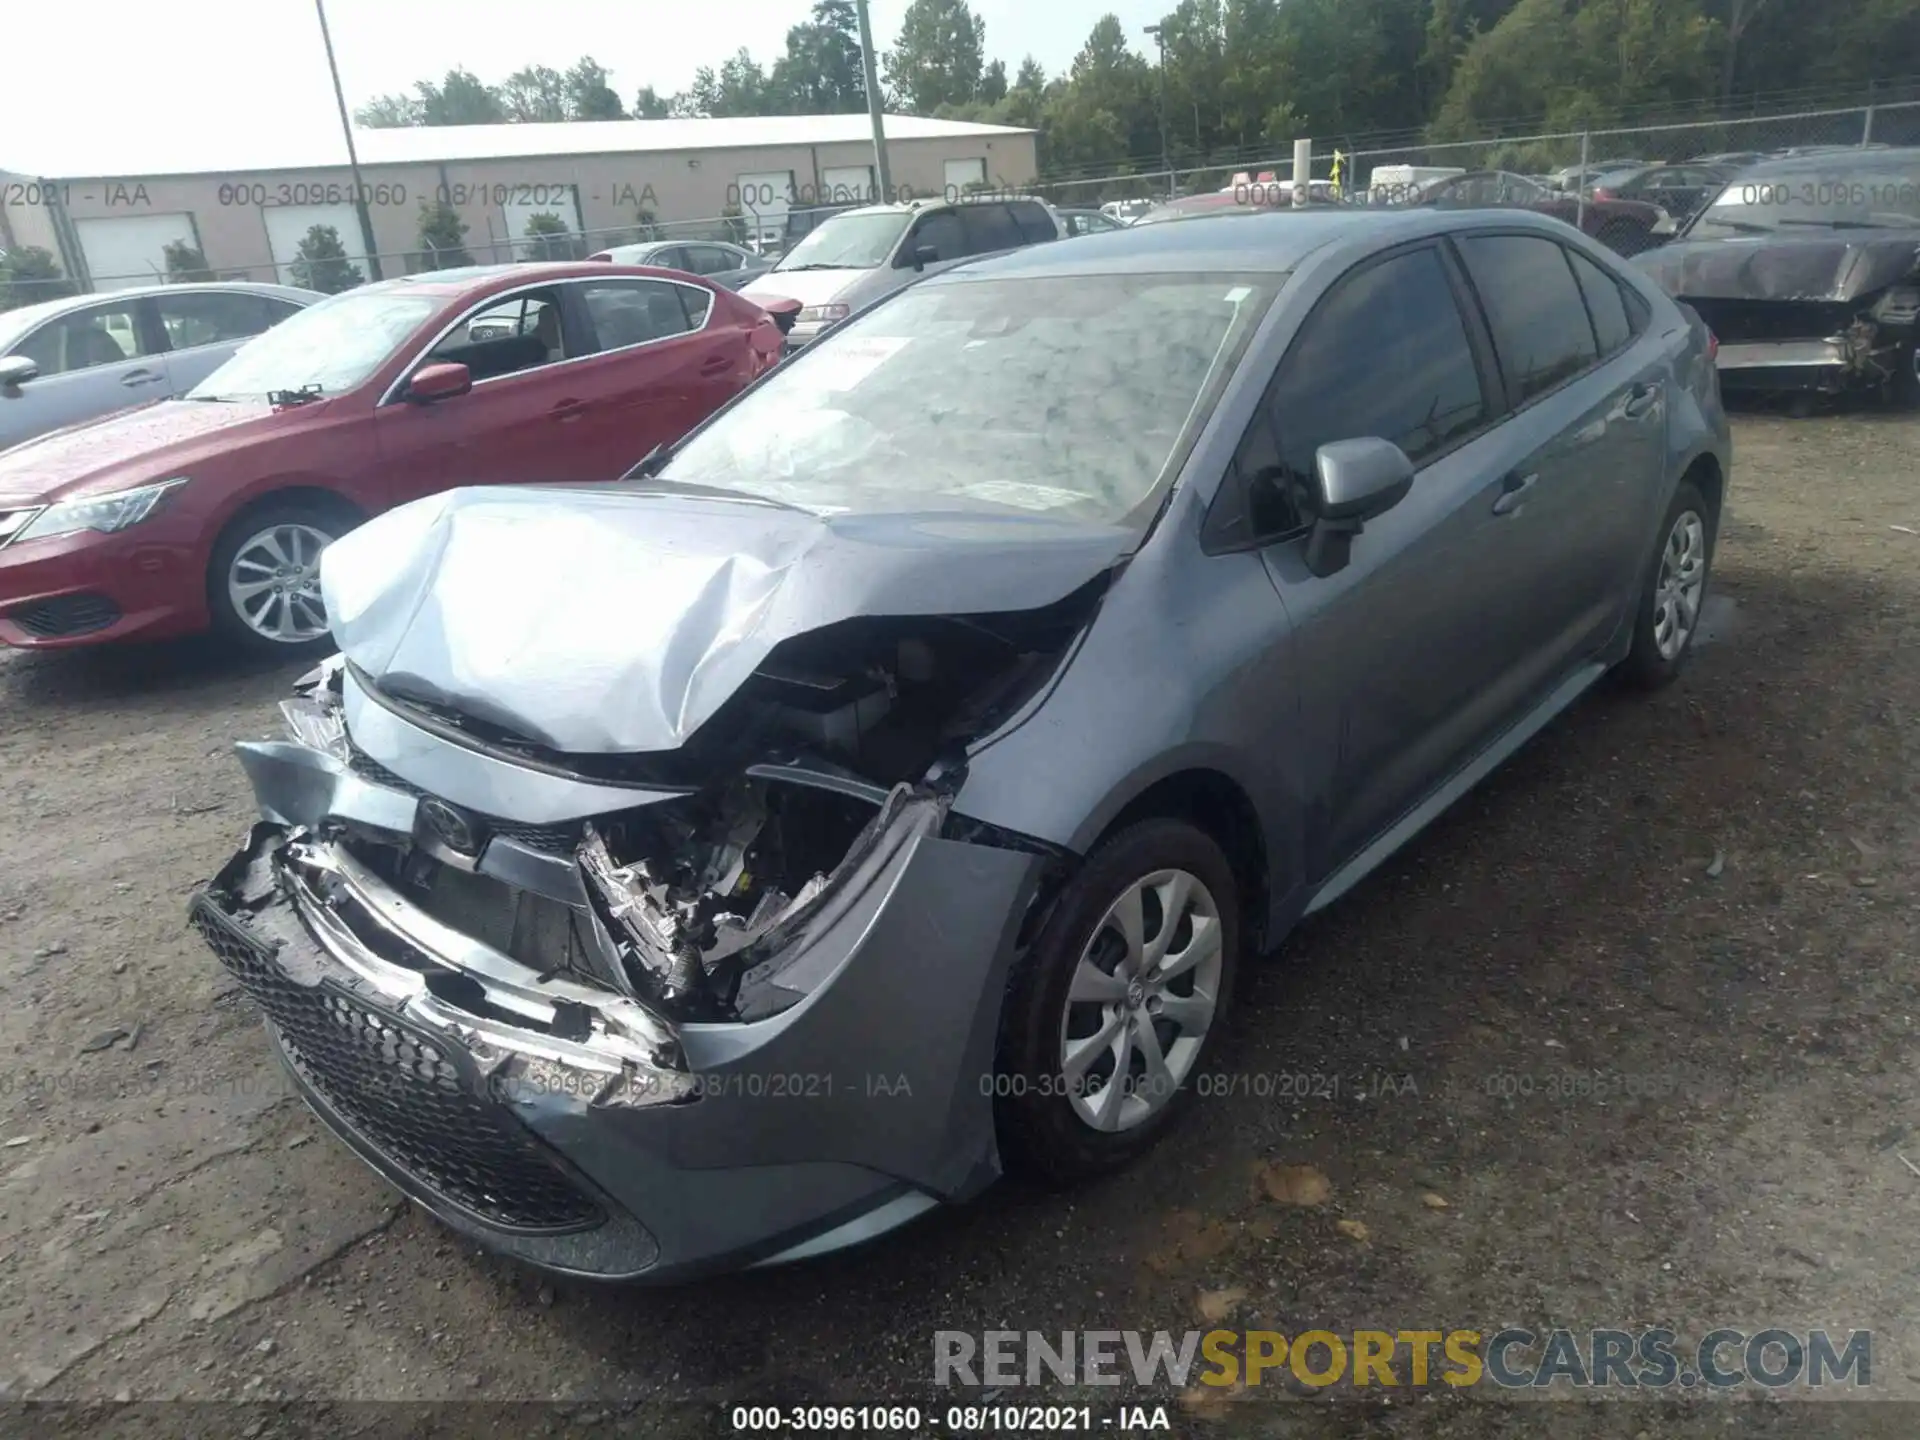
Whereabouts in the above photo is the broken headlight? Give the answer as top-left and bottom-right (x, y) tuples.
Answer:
(282, 653), (348, 759)
(1870, 286), (1920, 327)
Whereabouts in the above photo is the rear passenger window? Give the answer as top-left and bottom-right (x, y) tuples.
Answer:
(1267, 246), (1488, 494)
(958, 204), (1023, 254)
(1007, 200), (1058, 244)
(577, 280), (696, 351)
(1457, 234), (1601, 404)
(1565, 248), (1631, 356)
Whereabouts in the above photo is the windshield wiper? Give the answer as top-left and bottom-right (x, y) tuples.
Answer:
(623, 442), (672, 480)
(184, 393), (237, 403)
(776, 262), (856, 272)
(1698, 217), (1775, 234)
(1776, 217), (1898, 230)
(626, 476), (816, 516)
(267, 385), (324, 407)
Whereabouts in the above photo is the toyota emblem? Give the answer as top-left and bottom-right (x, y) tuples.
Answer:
(419, 797), (480, 854)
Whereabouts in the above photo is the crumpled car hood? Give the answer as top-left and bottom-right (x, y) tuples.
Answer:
(321, 484), (1134, 755)
(1635, 232), (1920, 303)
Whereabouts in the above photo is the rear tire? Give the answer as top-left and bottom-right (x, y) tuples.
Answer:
(1619, 479), (1715, 691)
(996, 819), (1241, 1187)
(207, 497), (354, 657)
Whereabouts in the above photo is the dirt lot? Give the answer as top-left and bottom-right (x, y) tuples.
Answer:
(1, 410), (1918, 1438)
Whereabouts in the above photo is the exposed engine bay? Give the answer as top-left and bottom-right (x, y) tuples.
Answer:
(293, 580), (1098, 1025)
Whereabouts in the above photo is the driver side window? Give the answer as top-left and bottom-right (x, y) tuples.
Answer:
(897, 210), (965, 267)
(1218, 245), (1489, 548)
(426, 289), (566, 383)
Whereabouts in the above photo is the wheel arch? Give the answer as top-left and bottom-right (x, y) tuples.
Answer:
(1092, 767), (1273, 954)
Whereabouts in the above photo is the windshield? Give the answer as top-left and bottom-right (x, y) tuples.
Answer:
(660, 272), (1275, 527)
(1684, 159), (1920, 239)
(773, 211), (911, 271)
(189, 289), (438, 399)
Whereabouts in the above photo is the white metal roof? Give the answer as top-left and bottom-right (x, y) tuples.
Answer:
(6, 114), (1036, 182)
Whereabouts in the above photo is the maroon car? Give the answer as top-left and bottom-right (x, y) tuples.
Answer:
(1416, 170), (1677, 255)
(0, 263), (797, 654)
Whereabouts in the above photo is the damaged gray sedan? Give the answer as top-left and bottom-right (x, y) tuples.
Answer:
(192, 209), (1729, 1281)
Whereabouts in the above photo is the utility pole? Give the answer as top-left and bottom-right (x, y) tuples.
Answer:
(1144, 23), (1172, 199)
(315, 0), (382, 281)
(855, 0), (893, 202)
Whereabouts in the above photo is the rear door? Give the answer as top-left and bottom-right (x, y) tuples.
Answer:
(372, 284), (605, 503)
(3, 296), (168, 445)
(565, 277), (745, 474)
(153, 289), (304, 396)
(1451, 231), (1660, 679)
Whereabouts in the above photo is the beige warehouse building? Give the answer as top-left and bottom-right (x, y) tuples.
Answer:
(0, 113), (1038, 290)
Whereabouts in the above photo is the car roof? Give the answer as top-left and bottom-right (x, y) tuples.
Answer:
(0, 279), (317, 328)
(929, 207), (1563, 281)
(827, 194), (1051, 220)
(1740, 146), (1920, 175)
(348, 262), (661, 298)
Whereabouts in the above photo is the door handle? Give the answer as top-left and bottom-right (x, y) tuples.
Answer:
(120, 368), (163, 387)
(699, 355), (733, 377)
(1492, 471), (1538, 516)
(548, 399), (586, 421)
(1623, 382), (1660, 418)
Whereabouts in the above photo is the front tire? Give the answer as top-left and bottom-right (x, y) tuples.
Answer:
(1619, 479), (1715, 691)
(207, 498), (350, 656)
(996, 818), (1241, 1186)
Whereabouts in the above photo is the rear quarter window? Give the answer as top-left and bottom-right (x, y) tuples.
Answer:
(1008, 201), (1058, 243)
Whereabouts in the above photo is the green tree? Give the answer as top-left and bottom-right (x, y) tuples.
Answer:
(522, 212), (580, 261)
(416, 67), (506, 125)
(416, 199), (474, 268)
(500, 65), (569, 122)
(289, 225), (363, 294)
(0, 246), (76, 310)
(566, 56), (626, 118)
(355, 93), (423, 127)
(885, 0), (987, 112)
(163, 240), (214, 283)
(632, 85), (672, 118)
(684, 49), (774, 117)
(771, 1), (868, 113)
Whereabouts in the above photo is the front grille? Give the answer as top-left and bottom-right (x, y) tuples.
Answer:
(346, 742), (579, 854)
(11, 593), (121, 638)
(191, 897), (604, 1234)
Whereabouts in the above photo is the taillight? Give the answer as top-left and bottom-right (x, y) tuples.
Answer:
(1592, 187), (1616, 201)
(1707, 331), (1719, 363)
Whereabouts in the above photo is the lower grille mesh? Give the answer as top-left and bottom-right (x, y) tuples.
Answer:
(191, 898), (603, 1233)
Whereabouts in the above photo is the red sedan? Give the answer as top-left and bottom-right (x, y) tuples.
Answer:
(0, 263), (794, 653)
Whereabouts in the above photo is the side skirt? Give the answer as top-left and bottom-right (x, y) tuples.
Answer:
(1302, 659), (1611, 918)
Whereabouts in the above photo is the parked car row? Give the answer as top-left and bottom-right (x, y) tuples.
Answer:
(0, 263), (798, 650)
(189, 204), (1730, 1284)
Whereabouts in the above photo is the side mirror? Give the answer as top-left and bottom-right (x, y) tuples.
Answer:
(1304, 437), (1414, 578)
(406, 361), (472, 403)
(911, 243), (939, 271)
(0, 355), (38, 392)
(760, 297), (802, 337)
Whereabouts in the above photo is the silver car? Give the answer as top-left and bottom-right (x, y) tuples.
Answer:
(192, 209), (1727, 1282)
(0, 282), (319, 452)
(585, 239), (773, 292)
(740, 195), (1064, 348)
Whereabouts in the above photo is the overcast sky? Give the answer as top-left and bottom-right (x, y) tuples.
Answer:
(3, 1), (1169, 152)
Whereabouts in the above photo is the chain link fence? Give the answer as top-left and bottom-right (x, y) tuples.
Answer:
(1029, 98), (1920, 258)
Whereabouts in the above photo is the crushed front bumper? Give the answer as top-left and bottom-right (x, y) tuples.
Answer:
(191, 731), (1046, 1281)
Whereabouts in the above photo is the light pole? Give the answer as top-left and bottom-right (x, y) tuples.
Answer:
(1144, 22), (1172, 199)
(314, 0), (382, 280)
(855, 0), (893, 202)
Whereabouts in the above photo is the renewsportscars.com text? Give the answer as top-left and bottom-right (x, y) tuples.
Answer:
(934, 1327), (1871, 1391)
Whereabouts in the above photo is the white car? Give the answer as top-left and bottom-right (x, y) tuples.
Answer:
(0, 282), (319, 452)
(741, 196), (1066, 349)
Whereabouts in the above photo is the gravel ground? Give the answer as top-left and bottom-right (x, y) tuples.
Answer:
(1, 410), (1918, 1438)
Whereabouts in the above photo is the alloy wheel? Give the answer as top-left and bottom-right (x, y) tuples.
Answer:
(1652, 509), (1707, 661)
(1058, 868), (1223, 1134)
(227, 522), (333, 644)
